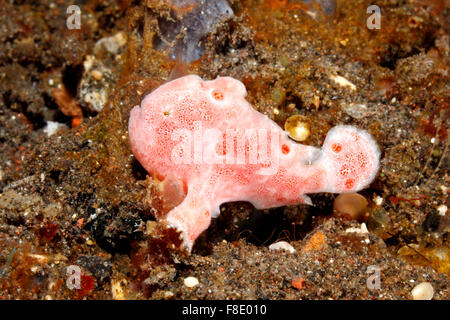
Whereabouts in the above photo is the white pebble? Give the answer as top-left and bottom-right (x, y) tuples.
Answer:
(184, 276), (199, 288)
(43, 121), (67, 137)
(329, 74), (356, 91)
(411, 282), (434, 300)
(269, 241), (296, 253)
(373, 196), (384, 206)
(361, 223), (369, 233)
(437, 205), (447, 216)
(345, 223), (369, 235)
(341, 103), (368, 119)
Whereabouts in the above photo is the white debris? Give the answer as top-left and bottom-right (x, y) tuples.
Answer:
(345, 223), (369, 234)
(373, 195), (384, 206)
(411, 282), (434, 300)
(82, 90), (109, 113)
(43, 121), (67, 137)
(341, 103), (368, 119)
(80, 55), (114, 112)
(80, 33), (126, 113)
(184, 276), (199, 288)
(305, 10), (318, 19)
(94, 32), (127, 56)
(437, 205), (447, 216)
(330, 74), (357, 91)
(27, 253), (49, 263)
(269, 241), (296, 254)
(83, 54), (95, 71)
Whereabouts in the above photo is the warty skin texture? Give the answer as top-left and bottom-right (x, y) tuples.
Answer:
(129, 75), (380, 251)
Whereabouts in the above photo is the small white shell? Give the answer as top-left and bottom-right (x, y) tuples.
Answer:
(345, 223), (369, 234)
(184, 276), (199, 288)
(269, 241), (296, 253)
(329, 74), (357, 91)
(411, 282), (434, 300)
(437, 204), (447, 216)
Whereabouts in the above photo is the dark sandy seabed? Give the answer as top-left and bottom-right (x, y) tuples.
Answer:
(0, 0), (448, 300)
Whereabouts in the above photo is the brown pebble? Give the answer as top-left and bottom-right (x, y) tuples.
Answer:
(333, 193), (368, 221)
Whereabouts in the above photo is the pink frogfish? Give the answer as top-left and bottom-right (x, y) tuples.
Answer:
(129, 75), (380, 251)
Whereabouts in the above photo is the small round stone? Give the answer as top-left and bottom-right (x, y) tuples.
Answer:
(91, 69), (103, 81)
(411, 282), (434, 300)
(184, 276), (199, 288)
(333, 193), (368, 220)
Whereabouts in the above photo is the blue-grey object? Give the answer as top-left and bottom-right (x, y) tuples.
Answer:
(155, 0), (233, 63)
(319, 0), (337, 16)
